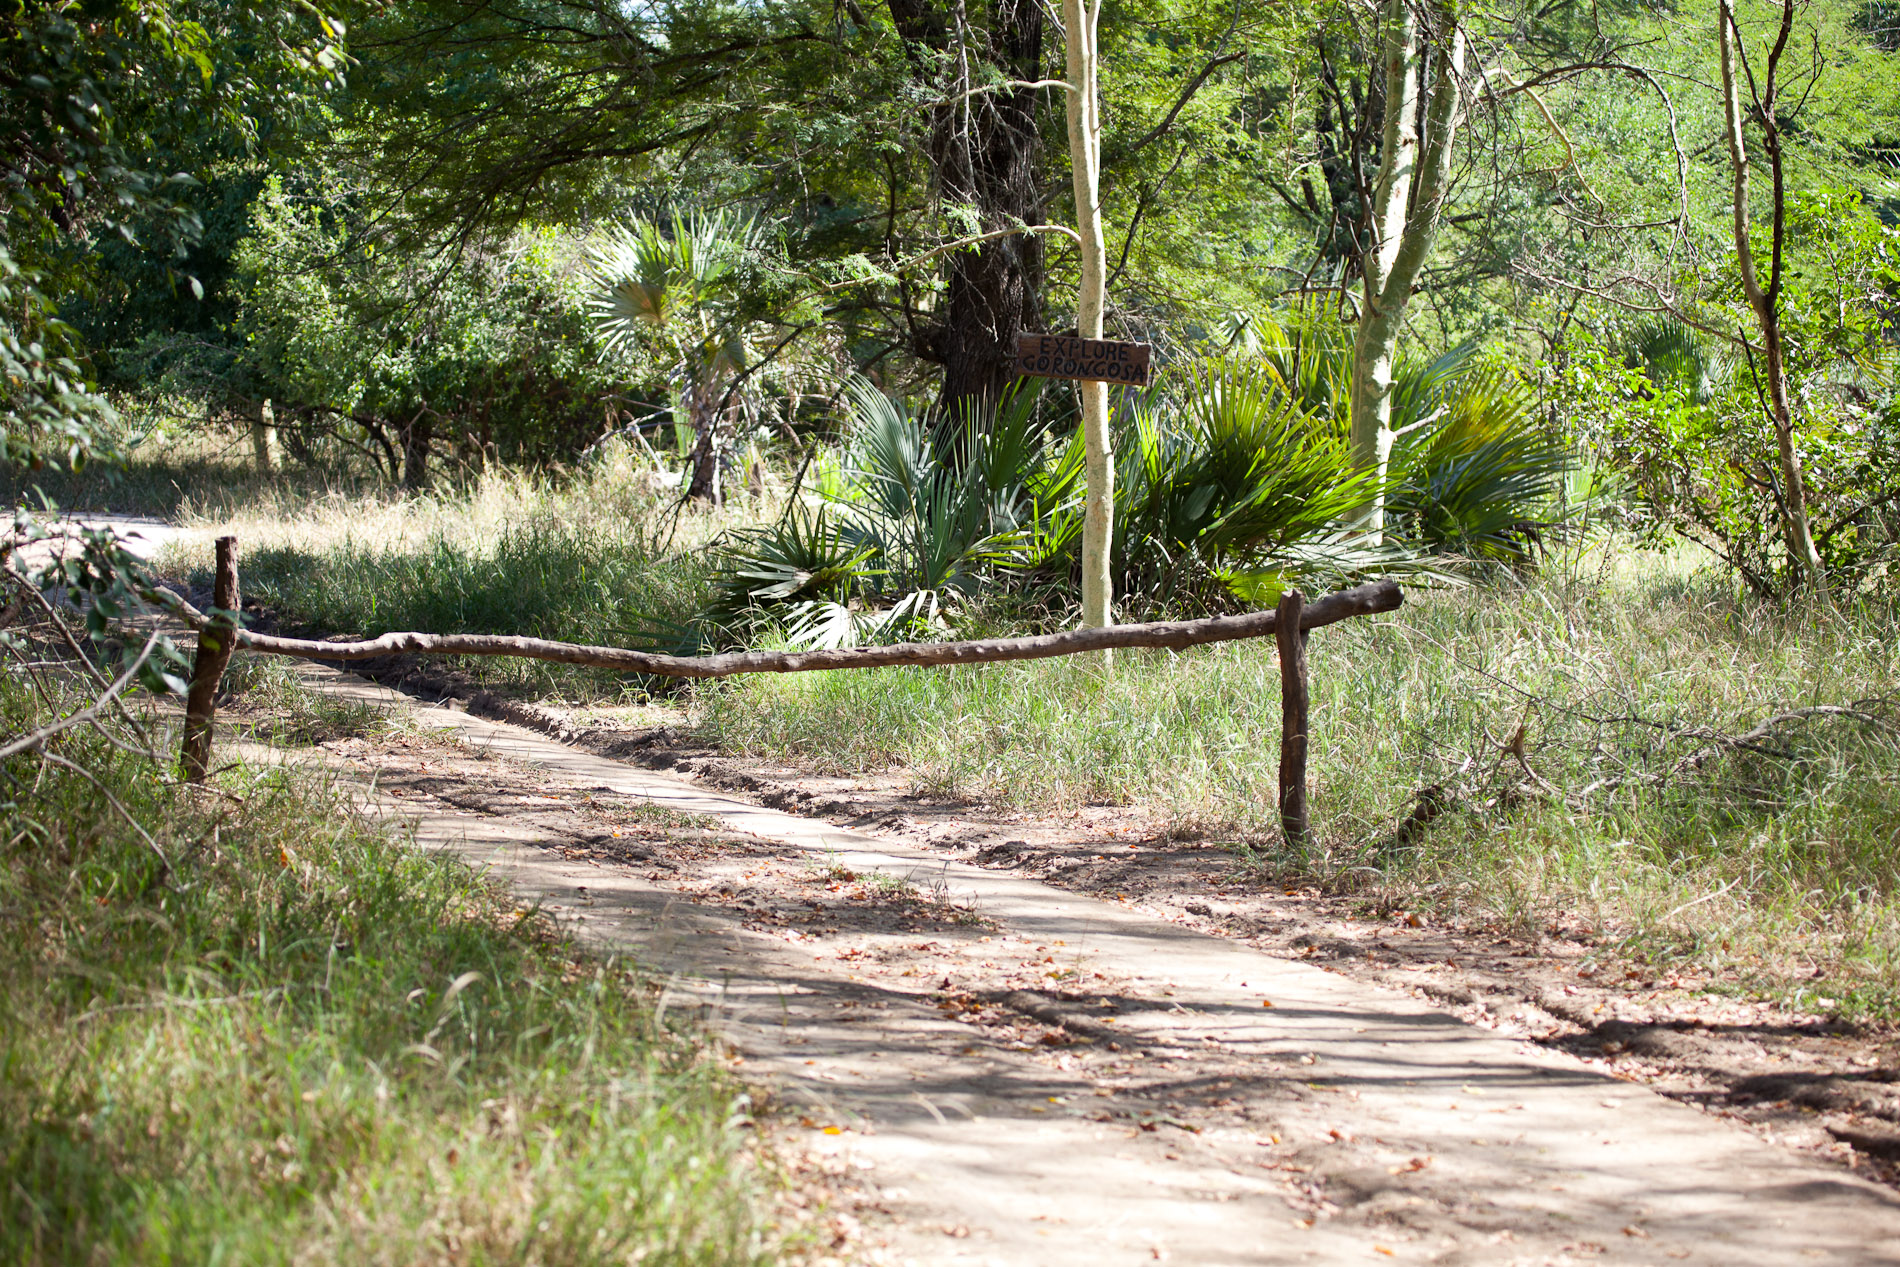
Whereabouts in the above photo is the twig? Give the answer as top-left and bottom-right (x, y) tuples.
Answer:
(4, 569), (149, 738)
(1661, 876), (1742, 923)
(931, 77), (1078, 106)
(0, 632), (163, 762)
(824, 224), (1084, 291)
(149, 581), (1406, 679)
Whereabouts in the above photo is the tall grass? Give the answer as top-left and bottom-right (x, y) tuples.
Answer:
(238, 519), (709, 695)
(59, 440), (1900, 1015)
(699, 550), (1900, 1016)
(156, 451), (746, 699)
(0, 671), (780, 1263)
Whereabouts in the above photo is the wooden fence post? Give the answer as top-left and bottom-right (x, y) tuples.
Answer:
(1275, 588), (1310, 850)
(181, 535), (239, 783)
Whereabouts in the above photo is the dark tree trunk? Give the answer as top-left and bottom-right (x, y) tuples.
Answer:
(682, 380), (729, 504)
(889, 0), (1046, 424)
(402, 410), (434, 490)
(685, 424), (725, 505)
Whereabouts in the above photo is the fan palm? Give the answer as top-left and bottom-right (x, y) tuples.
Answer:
(590, 209), (761, 502)
(700, 378), (1064, 648)
(1108, 357), (1392, 612)
(1244, 320), (1571, 564)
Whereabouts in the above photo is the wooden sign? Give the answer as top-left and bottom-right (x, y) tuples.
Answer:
(1014, 333), (1152, 387)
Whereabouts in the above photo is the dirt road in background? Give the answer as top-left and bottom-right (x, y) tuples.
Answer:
(9, 513), (179, 572)
(256, 663), (1900, 1266)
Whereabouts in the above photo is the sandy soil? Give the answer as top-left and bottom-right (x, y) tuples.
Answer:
(639, 730), (1900, 1184)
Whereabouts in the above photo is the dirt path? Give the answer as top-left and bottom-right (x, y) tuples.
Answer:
(246, 662), (1900, 1266)
(11, 513), (179, 571)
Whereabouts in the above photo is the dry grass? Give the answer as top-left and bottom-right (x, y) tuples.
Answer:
(137, 443), (777, 701)
(29, 440), (1900, 1020)
(155, 447), (740, 572)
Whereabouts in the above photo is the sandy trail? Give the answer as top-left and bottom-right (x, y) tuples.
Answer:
(243, 662), (1900, 1266)
(8, 513), (180, 571)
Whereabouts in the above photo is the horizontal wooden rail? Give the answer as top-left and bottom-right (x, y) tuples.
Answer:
(158, 579), (1404, 679)
(150, 540), (1398, 853)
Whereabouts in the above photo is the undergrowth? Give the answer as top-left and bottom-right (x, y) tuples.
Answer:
(220, 653), (409, 744)
(48, 442), (1900, 1019)
(237, 520), (708, 697)
(699, 551), (1900, 1018)
(0, 671), (781, 1264)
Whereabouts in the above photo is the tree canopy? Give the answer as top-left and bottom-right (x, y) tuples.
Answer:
(5, 0), (1896, 591)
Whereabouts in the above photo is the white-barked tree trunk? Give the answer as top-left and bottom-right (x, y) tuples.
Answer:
(1063, 0), (1113, 638)
(1349, 0), (1465, 542)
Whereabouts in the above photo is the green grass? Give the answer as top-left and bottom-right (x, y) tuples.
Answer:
(235, 517), (711, 699)
(5, 433), (727, 704)
(101, 448), (742, 703)
(0, 672), (785, 1264)
(697, 552), (1900, 1018)
(220, 654), (416, 745)
(66, 444), (1900, 1019)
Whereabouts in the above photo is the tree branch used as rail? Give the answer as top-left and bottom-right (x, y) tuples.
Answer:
(152, 581), (1404, 679)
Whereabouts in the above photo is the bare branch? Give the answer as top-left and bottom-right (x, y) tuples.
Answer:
(823, 223), (1082, 291)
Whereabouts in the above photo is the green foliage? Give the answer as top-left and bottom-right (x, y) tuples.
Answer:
(236, 517), (709, 696)
(1386, 357), (1573, 564)
(1581, 346), (1900, 593)
(338, 0), (849, 248)
(1622, 317), (1729, 405)
(3, 513), (192, 692)
(1110, 357), (1382, 611)
(694, 344), (1568, 645)
(700, 379), (1058, 647)
(1250, 320), (1573, 565)
(591, 210), (763, 372)
(702, 504), (884, 648)
(699, 557), (1900, 1016)
(1570, 192), (1900, 594)
(699, 360), (1421, 644)
(72, 169), (271, 390)
(205, 176), (633, 475)
(0, 246), (120, 470)
(0, 0), (344, 471)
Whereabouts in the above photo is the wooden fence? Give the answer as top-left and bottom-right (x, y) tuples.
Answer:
(169, 537), (1405, 846)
